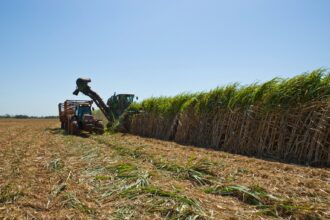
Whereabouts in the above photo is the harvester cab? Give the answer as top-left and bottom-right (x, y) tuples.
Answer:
(107, 93), (135, 118)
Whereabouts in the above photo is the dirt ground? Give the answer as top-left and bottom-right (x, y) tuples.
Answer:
(0, 119), (329, 219)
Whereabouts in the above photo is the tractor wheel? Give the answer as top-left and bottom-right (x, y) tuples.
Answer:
(67, 122), (73, 134)
(71, 120), (79, 135)
(65, 122), (69, 134)
(95, 121), (104, 135)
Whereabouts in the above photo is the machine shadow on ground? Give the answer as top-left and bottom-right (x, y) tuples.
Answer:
(45, 127), (91, 138)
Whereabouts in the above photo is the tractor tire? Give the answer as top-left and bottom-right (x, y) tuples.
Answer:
(94, 121), (104, 135)
(68, 120), (78, 135)
(64, 122), (68, 131)
(71, 120), (79, 135)
(68, 122), (72, 135)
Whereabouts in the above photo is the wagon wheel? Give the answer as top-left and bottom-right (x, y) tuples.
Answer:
(71, 120), (79, 135)
(64, 121), (69, 131)
(67, 121), (73, 134)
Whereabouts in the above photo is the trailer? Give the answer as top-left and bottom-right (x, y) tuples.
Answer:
(58, 100), (104, 135)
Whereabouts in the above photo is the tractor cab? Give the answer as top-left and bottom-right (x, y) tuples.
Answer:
(75, 103), (93, 121)
(59, 100), (104, 135)
(107, 94), (135, 118)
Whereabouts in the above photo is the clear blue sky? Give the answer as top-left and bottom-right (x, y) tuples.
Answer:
(1, 0), (329, 116)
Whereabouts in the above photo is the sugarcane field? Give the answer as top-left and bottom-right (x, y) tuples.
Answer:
(1, 70), (330, 219)
(1, 1), (330, 219)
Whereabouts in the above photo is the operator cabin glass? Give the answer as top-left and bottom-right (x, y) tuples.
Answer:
(76, 105), (92, 119)
(126, 95), (134, 103)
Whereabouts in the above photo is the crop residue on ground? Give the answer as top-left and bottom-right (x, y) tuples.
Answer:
(0, 119), (329, 219)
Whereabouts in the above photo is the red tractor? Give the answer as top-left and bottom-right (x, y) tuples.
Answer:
(58, 100), (104, 135)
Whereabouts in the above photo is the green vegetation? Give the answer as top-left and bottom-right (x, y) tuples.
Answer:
(95, 159), (205, 219)
(92, 109), (108, 122)
(61, 192), (96, 214)
(106, 163), (138, 179)
(154, 159), (215, 186)
(103, 141), (314, 218)
(47, 158), (64, 171)
(96, 138), (216, 186)
(93, 137), (323, 219)
(120, 185), (205, 219)
(2, 116), (327, 219)
(205, 185), (279, 206)
(0, 184), (23, 204)
(129, 69), (330, 114)
(205, 185), (315, 218)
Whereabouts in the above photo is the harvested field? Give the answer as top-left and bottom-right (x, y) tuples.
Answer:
(0, 119), (329, 219)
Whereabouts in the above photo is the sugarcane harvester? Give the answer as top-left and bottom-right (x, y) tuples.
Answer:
(73, 78), (136, 127)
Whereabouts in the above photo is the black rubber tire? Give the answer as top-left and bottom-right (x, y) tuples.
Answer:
(95, 121), (104, 135)
(63, 122), (67, 131)
(71, 120), (79, 135)
(68, 122), (72, 135)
